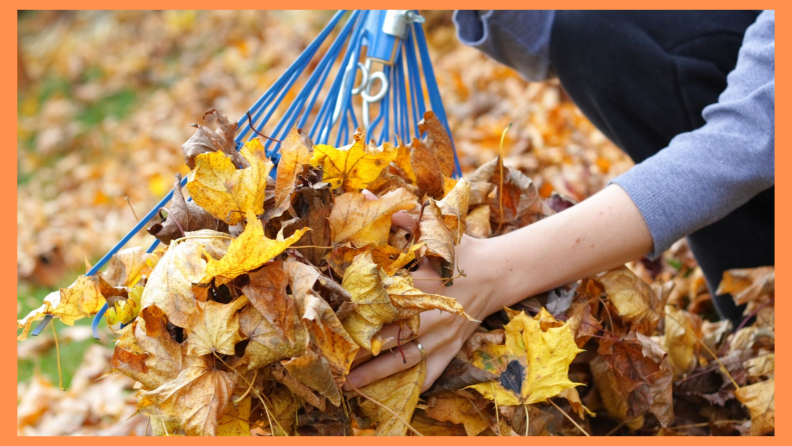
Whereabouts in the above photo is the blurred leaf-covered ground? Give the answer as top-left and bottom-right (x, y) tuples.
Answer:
(17, 10), (633, 434)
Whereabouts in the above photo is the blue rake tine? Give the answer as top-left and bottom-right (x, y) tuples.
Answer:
(29, 10), (458, 342)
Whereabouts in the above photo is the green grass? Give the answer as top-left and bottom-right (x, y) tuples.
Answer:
(76, 88), (138, 127)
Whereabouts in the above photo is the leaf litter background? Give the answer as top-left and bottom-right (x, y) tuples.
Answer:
(16, 11), (774, 436)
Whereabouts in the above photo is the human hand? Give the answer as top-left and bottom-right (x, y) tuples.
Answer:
(344, 206), (498, 393)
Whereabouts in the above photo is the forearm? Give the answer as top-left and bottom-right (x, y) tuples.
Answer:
(474, 184), (652, 315)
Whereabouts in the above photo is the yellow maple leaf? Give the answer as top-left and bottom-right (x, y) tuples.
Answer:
(469, 309), (583, 407)
(203, 211), (309, 286)
(735, 378), (774, 436)
(394, 138), (417, 184)
(184, 296), (248, 357)
(187, 138), (273, 225)
(327, 243), (424, 277)
(384, 274), (475, 322)
(17, 275), (126, 340)
(217, 395), (251, 436)
(340, 253), (399, 354)
(106, 284), (144, 326)
(329, 188), (418, 247)
(357, 360), (426, 436)
(310, 131), (397, 191)
(340, 253), (472, 355)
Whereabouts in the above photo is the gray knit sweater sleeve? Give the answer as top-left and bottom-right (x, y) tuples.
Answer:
(453, 10), (776, 258)
(611, 10), (775, 257)
(453, 10), (555, 81)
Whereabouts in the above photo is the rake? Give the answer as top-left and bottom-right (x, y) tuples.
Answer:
(29, 10), (461, 339)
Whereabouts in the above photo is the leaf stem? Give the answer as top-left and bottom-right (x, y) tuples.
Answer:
(548, 399), (590, 436)
(246, 111), (283, 144)
(125, 196), (140, 222)
(347, 381), (423, 436)
(234, 369), (258, 404)
(172, 234), (235, 244)
(159, 208), (185, 238)
(51, 322), (64, 391)
(495, 123), (512, 234)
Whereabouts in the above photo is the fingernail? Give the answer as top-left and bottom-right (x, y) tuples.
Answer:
(347, 376), (363, 389)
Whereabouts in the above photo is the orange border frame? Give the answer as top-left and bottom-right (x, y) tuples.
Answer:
(6, 2), (785, 442)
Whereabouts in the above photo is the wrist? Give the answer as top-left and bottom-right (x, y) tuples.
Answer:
(454, 235), (501, 319)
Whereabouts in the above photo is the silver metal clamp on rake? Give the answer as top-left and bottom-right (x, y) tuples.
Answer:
(29, 10), (462, 340)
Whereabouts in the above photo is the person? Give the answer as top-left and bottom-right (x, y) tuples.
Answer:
(344, 10), (775, 392)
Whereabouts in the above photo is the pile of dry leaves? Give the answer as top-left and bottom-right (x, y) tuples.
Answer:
(17, 109), (774, 436)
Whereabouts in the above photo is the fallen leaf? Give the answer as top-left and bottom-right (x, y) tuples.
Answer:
(327, 244), (422, 278)
(141, 230), (231, 328)
(465, 205), (491, 239)
(663, 305), (700, 378)
(138, 355), (236, 436)
(490, 156), (543, 230)
(187, 138), (273, 225)
(419, 112), (456, 179)
(182, 109), (246, 170)
(266, 382), (303, 436)
(100, 246), (162, 288)
(133, 305), (184, 389)
(436, 178), (470, 244)
(239, 304), (306, 370)
(558, 388), (595, 418)
(597, 332), (674, 427)
(148, 174), (229, 245)
(717, 267), (774, 316)
(295, 288), (359, 382)
(425, 357), (499, 396)
(358, 360), (426, 436)
(184, 296), (248, 357)
(735, 378), (774, 436)
(597, 266), (662, 335)
(329, 188), (418, 247)
(566, 299), (602, 348)
(744, 354), (774, 379)
(17, 275), (126, 340)
(394, 138), (417, 184)
(203, 211), (308, 286)
(217, 395), (251, 436)
(416, 199), (455, 280)
(545, 284), (577, 316)
(383, 274), (474, 322)
(339, 253), (399, 354)
(424, 391), (490, 436)
(469, 309), (583, 406)
(310, 131), (397, 192)
(264, 127), (313, 220)
(271, 363), (326, 411)
(409, 112), (456, 199)
(286, 176), (333, 265)
(282, 348), (342, 407)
